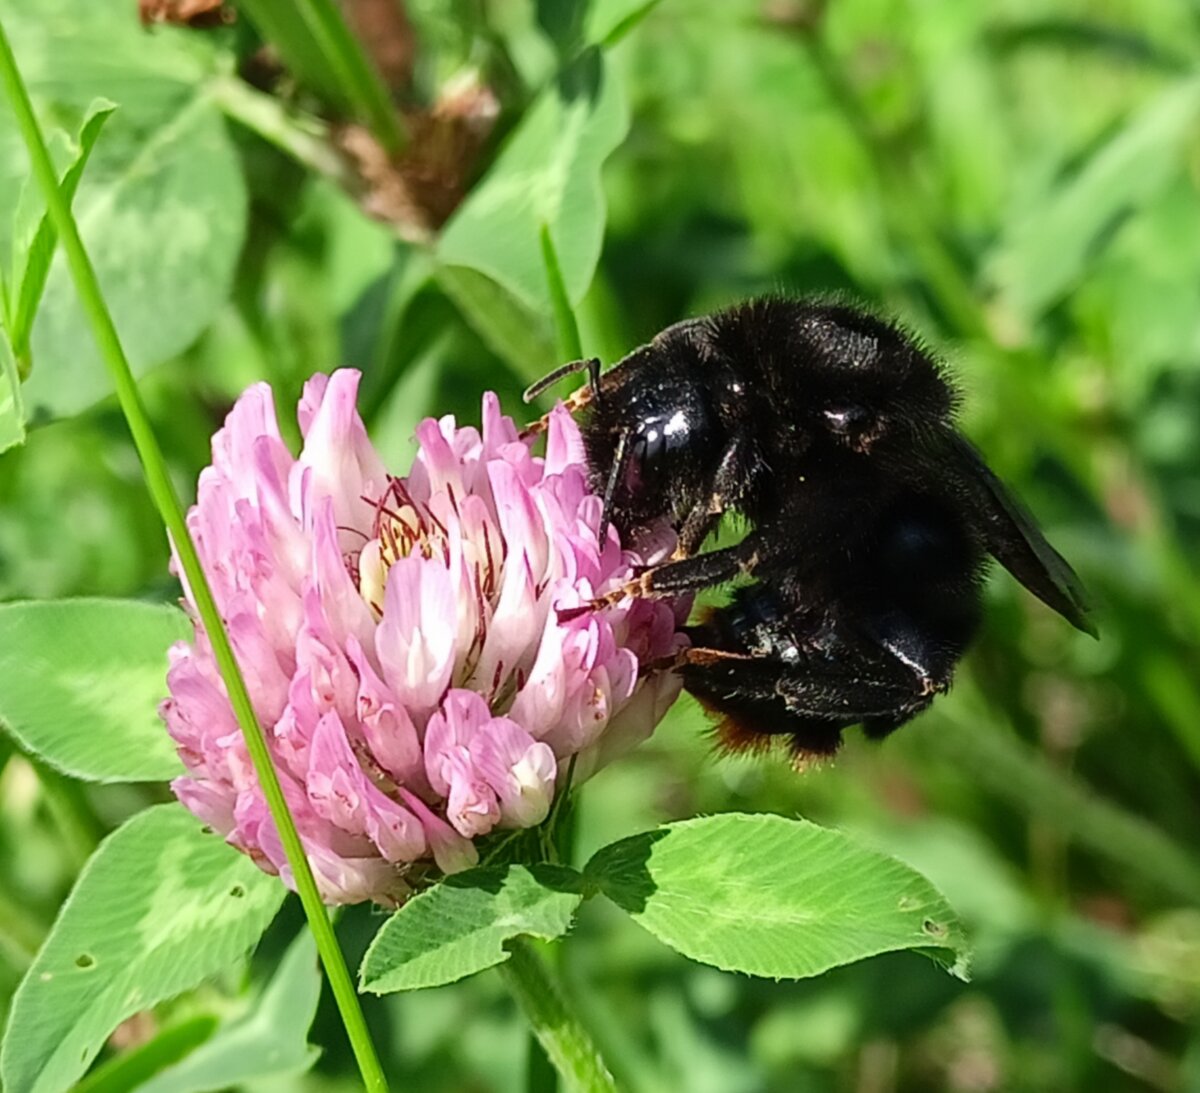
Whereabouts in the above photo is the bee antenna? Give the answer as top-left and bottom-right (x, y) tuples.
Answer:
(523, 357), (603, 404)
(598, 428), (630, 546)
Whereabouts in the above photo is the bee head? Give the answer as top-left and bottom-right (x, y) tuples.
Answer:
(583, 332), (720, 530)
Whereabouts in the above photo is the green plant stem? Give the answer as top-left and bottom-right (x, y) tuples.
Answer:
(296, 0), (406, 153)
(526, 755), (581, 1093)
(540, 224), (585, 363)
(239, 0), (406, 155)
(526, 1030), (560, 1093)
(500, 937), (620, 1093)
(0, 885), (44, 970)
(0, 23), (389, 1093)
(209, 75), (357, 191)
(29, 755), (102, 871)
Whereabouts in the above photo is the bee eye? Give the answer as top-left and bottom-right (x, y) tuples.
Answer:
(624, 411), (693, 497)
(625, 425), (666, 491)
(822, 404), (869, 434)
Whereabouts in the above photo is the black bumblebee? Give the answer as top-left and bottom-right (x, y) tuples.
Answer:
(525, 297), (1095, 759)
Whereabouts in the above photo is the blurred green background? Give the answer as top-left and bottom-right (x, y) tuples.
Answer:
(2, 0), (1200, 1090)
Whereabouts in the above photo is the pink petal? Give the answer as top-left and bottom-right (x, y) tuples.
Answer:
(470, 719), (557, 829)
(543, 403), (586, 477)
(305, 712), (426, 864)
(345, 636), (424, 785)
(297, 370), (387, 544)
(375, 555), (456, 716)
(397, 787), (479, 874)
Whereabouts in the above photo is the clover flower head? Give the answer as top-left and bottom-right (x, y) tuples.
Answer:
(160, 370), (687, 904)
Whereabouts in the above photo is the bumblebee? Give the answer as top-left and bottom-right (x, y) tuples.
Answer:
(526, 297), (1094, 757)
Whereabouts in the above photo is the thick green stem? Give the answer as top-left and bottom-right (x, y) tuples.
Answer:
(0, 23), (389, 1093)
(540, 224), (586, 363)
(238, 0), (407, 155)
(500, 937), (621, 1093)
(294, 0), (407, 153)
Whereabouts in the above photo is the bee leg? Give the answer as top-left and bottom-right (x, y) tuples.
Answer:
(645, 541), (760, 593)
(556, 539), (762, 621)
(519, 383), (597, 439)
(623, 538), (761, 600)
(671, 438), (748, 559)
(672, 506), (722, 560)
(597, 429), (632, 544)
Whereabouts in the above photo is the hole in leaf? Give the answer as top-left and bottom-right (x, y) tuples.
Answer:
(75, 953), (96, 969)
(922, 919), (948, 939)
(229, 885), (245, 898)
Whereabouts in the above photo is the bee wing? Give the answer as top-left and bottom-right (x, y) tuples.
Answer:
(950, 436), (1096, 637)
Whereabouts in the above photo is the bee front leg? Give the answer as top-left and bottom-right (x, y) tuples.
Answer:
(558, 537), (763, 621)
(672, 506), (722, 561)
(671, 438), (749, 559)
(640, 539), (762, 595)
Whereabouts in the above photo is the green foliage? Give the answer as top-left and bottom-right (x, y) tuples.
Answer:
(236, 0), (405, 152)
(22, 98), (246, 420)
(437, 47), (628, 315)
(0, 599), (188, 782)
(71, 1016), (218, 1093)
(0, 332), (21, 451)
(360, 818), (964, 999)
(5, 99), (114, 372)
(133, 932), (321, 1093)
(586, 814), (968, 979)
(586, 0), (664, 48)
(0, 99), (112, 452)
(0, 0), (246, 420)
(987, 74), (1200, 321)
(1, 0), (1199, 1088)
(361, 865), (585, 992)
(0, 804), (284, 1093)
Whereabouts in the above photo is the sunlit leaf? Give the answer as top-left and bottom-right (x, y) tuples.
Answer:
(0, 330), (23, 453)
(0, 0), (245, 419)
(8, 99), (116, 368)
(435, 265), (557, 383)
(587, 814), (969, 980)
(22, 100), (246, 419)
(360, 864), (584, 993)
(0, 599), (188, 782)
(437, 47), (628, 315)
(587, 0), (664, 47)
(136, 932), (321, 1093)
(0, 804), (285, 1093)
